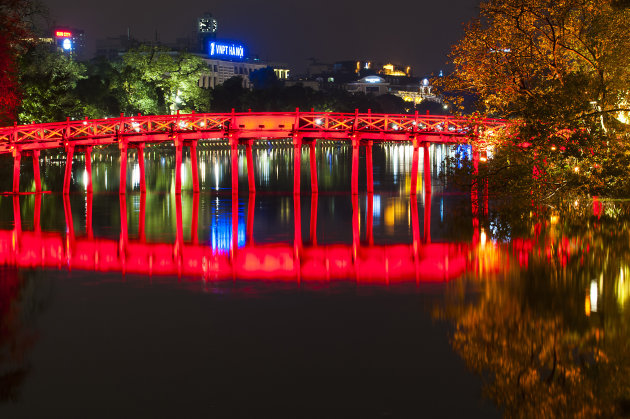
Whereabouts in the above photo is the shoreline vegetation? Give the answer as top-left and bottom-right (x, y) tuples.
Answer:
(441, 0), (630, 200)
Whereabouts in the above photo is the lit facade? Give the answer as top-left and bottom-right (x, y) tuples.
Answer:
(346, 76), (390, 95)
(198, 58), (267, 89)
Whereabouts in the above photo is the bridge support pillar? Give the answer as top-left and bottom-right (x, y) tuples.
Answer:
(423, 142), (431, 243)
(294, 193), (302, 281)
(86, 192), (93, 239)
(410, 138), (419, 195)
(175, 139), (183, 194)
(293, 136), (302, 195)
(246, 140), (255, 193)
(174, 194), (183, 276)
(63, 146), (74, 195)
(34, 193), (42, 235)
(309, 140), (318, 193)
(309, 193), (318, 245)
(85, 147), (93, 194)
(137, 144), (146, 193)
(366, 141), (373, 194)
(191, 140), (200, 193)
(119, 143), (128, 195)
(351, 138), (359, 195)
(351, 193), (359, 264)
(230, 137), (239, 195)
(246, 193), (255, 245)
(12, 150), (21, 194)
(231, 193), (238, 256)
(367, 192), (374, 245)
(139, 192), (146, 243)
(33, 150), (41, 193)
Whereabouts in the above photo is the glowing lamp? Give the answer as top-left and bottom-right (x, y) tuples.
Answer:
(62, 38), (72, 50)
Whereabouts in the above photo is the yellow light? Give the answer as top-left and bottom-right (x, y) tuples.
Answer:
(573, 166), (579, 173)
(551, 146), (556, 151)
(480, 228), (487, 246)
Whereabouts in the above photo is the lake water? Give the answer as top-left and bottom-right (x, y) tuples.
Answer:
(0, 142), (628, 418)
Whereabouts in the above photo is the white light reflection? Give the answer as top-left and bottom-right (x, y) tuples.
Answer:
(590, 280), (598, 312)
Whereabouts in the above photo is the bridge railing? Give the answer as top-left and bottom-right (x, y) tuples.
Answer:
(0, 111), (510, 154)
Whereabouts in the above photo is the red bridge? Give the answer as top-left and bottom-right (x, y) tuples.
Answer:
(1, 110), (508, 195)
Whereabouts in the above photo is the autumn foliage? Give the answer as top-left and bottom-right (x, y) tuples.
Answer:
(446, 0), (630, 198)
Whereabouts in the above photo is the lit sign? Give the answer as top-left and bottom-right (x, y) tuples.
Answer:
(209, 41), (246, 60)
(62, 39), (72, 51)
(364, 76), (382, 84)
(55, 30), (72, 37)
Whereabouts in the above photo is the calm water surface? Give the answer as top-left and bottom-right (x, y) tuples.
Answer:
(0, 142), (628, 418)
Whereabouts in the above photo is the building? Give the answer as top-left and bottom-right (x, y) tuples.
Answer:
(346, 75), (390, 95)
(199, 58), (267, 89)
(52, 27), (85, 60)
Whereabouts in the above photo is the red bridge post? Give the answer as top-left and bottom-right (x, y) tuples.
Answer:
(366, 140), (374, 194)
(230, 135), (239, 195)
(175, 135), (183, 194)
(86, 192), (93, 239)
(137, 143), (146, 193)
(192, 192), (199, 244)
(423, 141), (432, 243)
(309, 140), (318, 193)
(12, 149), (21, 194)
(367, 192), (374, 245)
(411, 192), (420, 258)
(33, 149), (41, 193)
(34, 193), (42, 234)
(293, 135), (302, 195)
(119, 142), (128, 195)
(352, 193), (360, 265)
(309, 192), (318, 244)
(410, 137), (419, 195)
(294, 193), (302, 282)
(139, 192), (146, 243)
(351, 137), (359, 195)
(231, 193), (238, 257)
(246, 140), (255, 193)
(85, 146), (93, 194)
(246, 193), (255, 245)
(191, 140), (200, 193)
(63, 146), (74, 195)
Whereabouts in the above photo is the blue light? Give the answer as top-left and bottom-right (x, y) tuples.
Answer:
(208, 41), (246, 60)
(62, 38), (72, 50)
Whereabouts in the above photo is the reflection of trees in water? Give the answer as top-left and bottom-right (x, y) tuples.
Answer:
(440, 201), (630, 418)
(0, 269), (50, 403)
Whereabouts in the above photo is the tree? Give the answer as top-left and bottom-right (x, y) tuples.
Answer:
(450, 0), (630, 126)
(0, 0), (47, 125)
(17, 44), (86, 123)
(445, 0), (630, 198)
(116, 46), (210, 115)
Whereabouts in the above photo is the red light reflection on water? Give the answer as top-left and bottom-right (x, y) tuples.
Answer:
(0, 193), (477, 284)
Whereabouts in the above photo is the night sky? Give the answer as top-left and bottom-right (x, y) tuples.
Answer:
(43, 0), (480, 75)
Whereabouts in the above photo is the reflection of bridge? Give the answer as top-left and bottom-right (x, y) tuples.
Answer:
(1, 111), (507, 195)
(0, 189), (473, 283)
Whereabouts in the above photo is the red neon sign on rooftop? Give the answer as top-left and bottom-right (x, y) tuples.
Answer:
(55, 30), (72, 38)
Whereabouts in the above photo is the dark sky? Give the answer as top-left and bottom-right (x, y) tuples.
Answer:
(43, 0), (480, 75)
